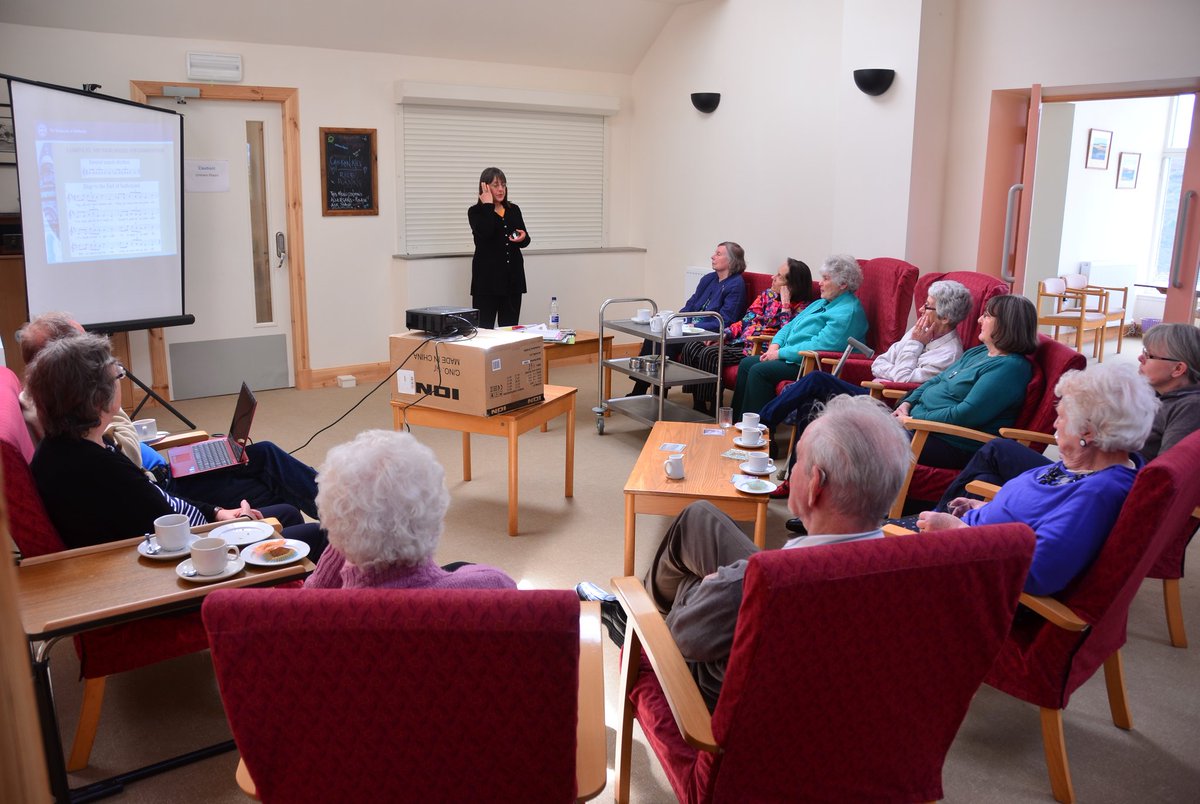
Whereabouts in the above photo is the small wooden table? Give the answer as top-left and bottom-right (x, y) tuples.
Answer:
(623, 421), (772, 575)
(542, 329), (613, 431)
(392, 384), (577, 536)
(17, 530), (314, 803)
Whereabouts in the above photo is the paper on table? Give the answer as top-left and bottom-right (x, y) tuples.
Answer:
(659, 442), (687, 452)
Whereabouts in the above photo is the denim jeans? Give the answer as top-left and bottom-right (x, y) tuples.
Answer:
(168, 441), (319, 519)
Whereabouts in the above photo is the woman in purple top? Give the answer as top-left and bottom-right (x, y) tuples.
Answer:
(305, 430), (515, 590)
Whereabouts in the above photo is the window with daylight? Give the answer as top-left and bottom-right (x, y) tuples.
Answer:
(1147, 93), (1194, 285)
(400, 105), (605, 255)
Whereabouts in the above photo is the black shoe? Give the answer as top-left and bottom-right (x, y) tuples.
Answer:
(576, 582), (627, 648)
(785, 517), (807, 534)
(627, 381), (650, 397)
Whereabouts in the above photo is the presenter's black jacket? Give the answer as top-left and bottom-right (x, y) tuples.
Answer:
(468, 201), (531, 297)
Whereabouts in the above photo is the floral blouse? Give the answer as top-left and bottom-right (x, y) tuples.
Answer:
(726, 290), (806, 355)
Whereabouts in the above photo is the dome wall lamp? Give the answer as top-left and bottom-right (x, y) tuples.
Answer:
(853, 69), (896, 96)
(690, 92), (721, 113)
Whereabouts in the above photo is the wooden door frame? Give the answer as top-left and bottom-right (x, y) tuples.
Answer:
(128, 81), (312, 398)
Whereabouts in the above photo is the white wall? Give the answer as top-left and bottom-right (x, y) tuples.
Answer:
(0, 22), (637, 373)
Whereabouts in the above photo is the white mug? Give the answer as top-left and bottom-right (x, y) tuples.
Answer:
(190, 536), (240, 576)
(741, 427), (764, 447)
(667, 317), (684, 337)
(663, 453), (685, 480)
(133, 418), (158, 440)
(748, 452), (771, 473)
(741, 412), (761, 430)
(635, 308), (652, 323)
(649, 315), (664, 334)
(154, 513), (191, 552)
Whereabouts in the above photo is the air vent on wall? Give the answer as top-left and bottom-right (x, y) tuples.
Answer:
(186, 51), (243, 83)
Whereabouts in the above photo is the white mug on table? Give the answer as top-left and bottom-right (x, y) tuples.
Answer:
(190, 536), (240, 576)
(663, 453), (685, 480)
(747, 452), (771, 473)
(154, 513), (191, 552)
(741, 427), (764, 447)
(635, 308), (652, 323)
(133, 418), (158, 440)
(741, 412), (760, 430)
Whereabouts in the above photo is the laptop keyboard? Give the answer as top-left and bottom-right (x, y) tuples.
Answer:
(193, 440), (234, 471)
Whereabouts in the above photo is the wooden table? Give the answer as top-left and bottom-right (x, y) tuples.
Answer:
(17, 529), (314, 802)
(623, 421), (772, 575)
(392, 384), (577, 536)
(542, 329), (613, 431)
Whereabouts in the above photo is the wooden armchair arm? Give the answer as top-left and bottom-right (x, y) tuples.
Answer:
(1019, 593), (1089, 632)
(749, 335), (773, 356)
(964, 481), (1001, 500)
(611, 576), (717, 752)
(882, 523), (915, 538)
(576, 601), (607, 801)
(796, 350), (819, 377)
(903, 418), (1000, 445)
(997, 427), (1055, 448)
(150, 430), (210, 450)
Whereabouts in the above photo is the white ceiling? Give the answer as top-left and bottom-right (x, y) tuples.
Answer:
(0, 0), (700, 75)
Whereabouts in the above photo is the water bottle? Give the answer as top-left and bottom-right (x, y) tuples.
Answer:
(549, 296), (560, 329)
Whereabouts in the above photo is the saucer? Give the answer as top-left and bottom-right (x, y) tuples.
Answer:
(139, 430), (170, 442)
(176, 557), (246, 583)
(739, 460), (777, 476)
(735, 422), (766, 432)
(682, 325), (706, 335)
(732, 435), (767, 449)
(632, 316), (651, 324)
(137, 538), (191, 561)
(243, 538), (311, 567)
(210, 520), (276, 546)
(734, 478), (778, 495)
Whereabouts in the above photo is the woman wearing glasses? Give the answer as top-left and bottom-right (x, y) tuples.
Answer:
(918, 362), (1159, 595)
(932, 322), (1200, 510)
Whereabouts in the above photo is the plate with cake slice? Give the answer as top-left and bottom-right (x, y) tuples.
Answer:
(242, 538), (311, 567)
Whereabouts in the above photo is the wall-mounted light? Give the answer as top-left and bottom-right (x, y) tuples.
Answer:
(690, 92), (721, 114)
(852, 69), (896, 97)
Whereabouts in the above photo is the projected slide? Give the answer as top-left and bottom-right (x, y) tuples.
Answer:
(9, 77), (185, 329)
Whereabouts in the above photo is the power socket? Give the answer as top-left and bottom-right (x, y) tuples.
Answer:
(1078, 261), (1092, 276)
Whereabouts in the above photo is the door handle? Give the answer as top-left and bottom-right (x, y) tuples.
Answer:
(1001, 183), (1023, 284)
(275, 231), (286, 269)
(1171, 190), (1196, 289)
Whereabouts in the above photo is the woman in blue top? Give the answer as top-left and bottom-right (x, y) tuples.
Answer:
(895, 294), (1038, 469)
(917, 363), (1159, 596)
(629, 242), (748, 396)
(730, 254), (867, 418)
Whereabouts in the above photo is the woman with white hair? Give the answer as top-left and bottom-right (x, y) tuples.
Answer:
(918, 362), (1160, 596)
(730, 254), (868, 418)
(305, 429), (515, 590)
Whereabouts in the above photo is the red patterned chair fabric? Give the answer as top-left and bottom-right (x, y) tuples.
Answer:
(204, 588), (586, 803)
(983, 429), (1200, 798)
(903, 334), (1086, 505)
(624, 526), (1034, 802)
(1, 366), (209, 678)
(775, 257), (919, 394)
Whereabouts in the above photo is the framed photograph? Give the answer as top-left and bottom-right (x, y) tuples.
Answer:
(0, 104), (15, 165)
(319, 127), (378, 216)
(1115, 151), (1141, 189)
(1085, 128), (1112, 170)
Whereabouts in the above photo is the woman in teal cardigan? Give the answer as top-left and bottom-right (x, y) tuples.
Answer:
(896, 294), (1039, 468)
(731, 254), (868, 418)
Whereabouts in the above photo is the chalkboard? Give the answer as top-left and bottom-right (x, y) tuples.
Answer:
(320, 127), (378, 216)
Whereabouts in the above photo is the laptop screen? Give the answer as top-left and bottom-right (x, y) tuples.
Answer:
(227, 382), (257, 458)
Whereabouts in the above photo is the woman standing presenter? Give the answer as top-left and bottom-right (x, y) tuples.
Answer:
(468, 167), (531, 328)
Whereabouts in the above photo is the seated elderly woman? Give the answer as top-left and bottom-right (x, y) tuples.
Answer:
(916, 363), (1159, 596)
(730, 254), (868, 418)
(932, 322), (1200, 510)
(629, 241), (748, 397)
(679, 257), (816, 414)
(25, 333), (322, 553)
(304, 429), (515, 590)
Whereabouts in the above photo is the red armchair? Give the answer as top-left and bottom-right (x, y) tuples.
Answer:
(887, 334), (1086, 517)
(1146, 506), (1200, 648)
(203, 588), (606, 803)
(611, 525), (1034, 803)
(719, 273), (821, 392)
(982, 428), (1200, 803)
(0, 366), (210, 770)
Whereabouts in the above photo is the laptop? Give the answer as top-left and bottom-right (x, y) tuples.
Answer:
(167, 382), (257, 478)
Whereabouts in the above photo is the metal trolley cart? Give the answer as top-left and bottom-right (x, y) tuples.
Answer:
(592, 298), (724, 434)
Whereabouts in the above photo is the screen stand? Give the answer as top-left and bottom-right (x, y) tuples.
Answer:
(126, 368), (196, 430)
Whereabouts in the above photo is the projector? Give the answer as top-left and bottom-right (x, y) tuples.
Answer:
(405, 306), (480, 335)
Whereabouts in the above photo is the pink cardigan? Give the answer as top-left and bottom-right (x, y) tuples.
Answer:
(304, 546), (516, 590)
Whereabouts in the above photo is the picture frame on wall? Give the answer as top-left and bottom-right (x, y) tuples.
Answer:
(0, 104), (15, 165)
(1085, 128), (1113, 170)
(1115, 151), (1141, 189)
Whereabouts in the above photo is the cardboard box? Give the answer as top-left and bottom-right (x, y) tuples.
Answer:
(390, 329), (544, 416)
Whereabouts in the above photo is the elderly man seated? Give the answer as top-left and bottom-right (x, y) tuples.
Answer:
(579, 394), (911, 709)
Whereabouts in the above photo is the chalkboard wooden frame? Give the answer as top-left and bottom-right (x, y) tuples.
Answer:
(319, 127), (378, 216)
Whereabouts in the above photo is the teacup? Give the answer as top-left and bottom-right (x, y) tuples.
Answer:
(741, 427), (764, 447)
(667, 317), (684, 337)
(741, 412), (761, 430)
(634, 308), (652, 323)
(133, 418), (158, 440)
(747, 452), (771, 473)
(664, 453), (685, 480)
(154, 513), (191, 552)
(190, 536), (240, 576)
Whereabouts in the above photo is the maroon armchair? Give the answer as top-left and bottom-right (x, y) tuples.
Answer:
(610, 525), (1034, 803)
(719, 274), (821, 392)
(887, 335), (1086, 517)
(0, 366), (210, 770)
(982, 428), (1200, 803)
(1146, 507), (1200, 648)
(915, 270), (1011, 350)
(203, 588), (606, 803)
